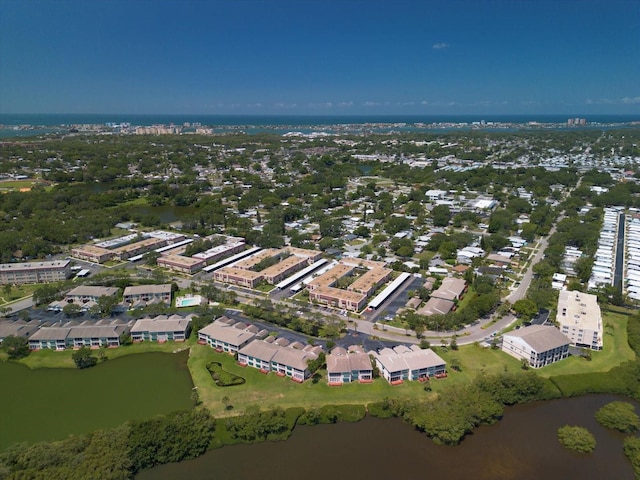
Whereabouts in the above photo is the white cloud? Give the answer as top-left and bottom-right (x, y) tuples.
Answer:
(432, 42), (449, 49)
(585, 96), (640, 105)
(337, 101), (354, 107)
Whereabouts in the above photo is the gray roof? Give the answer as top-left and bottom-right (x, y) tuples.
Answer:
(123, 284), (172, 296)
(418, 297), (455, 316)
(326, 350), (372, 374)
(66, 286), (119, 298)
(29, 327), (72, 341)
(504, 325), (571, 352)
(372, 346), (446, 374)
(431, 277), (466, 301)
(68, 325), (128, 338)
(198, 322), (257, 346)
(239, 339), (320, 371)
(0, 320), (39, 339)
(131, 315), (191, 333)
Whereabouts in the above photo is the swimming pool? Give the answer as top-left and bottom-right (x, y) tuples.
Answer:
(175, 295), (203, 308)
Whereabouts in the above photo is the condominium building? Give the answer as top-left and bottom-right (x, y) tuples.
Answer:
(502, 325), (571, 368)
(556, 290), (603, 350)
(0, 260), (72, 285)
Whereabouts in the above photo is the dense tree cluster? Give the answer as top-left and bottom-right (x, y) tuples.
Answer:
(0, 409), (216, 479)
(371, 370), (551, 445)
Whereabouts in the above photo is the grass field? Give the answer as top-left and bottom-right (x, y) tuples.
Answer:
(0, 284), (39, 306)
(6, 341), (187, 369)
(538, 310), (635, 378)
(187, 341), (526, 417)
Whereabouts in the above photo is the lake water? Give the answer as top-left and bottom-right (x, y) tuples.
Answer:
(139, 394), (636, 480)
(0, 351), (194, 450)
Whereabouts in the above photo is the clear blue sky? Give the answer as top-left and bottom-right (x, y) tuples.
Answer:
(1, 0), (639, 115)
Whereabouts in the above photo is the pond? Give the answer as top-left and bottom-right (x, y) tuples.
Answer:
(0, 351), (194, 450)
(138, 394), (637, 480)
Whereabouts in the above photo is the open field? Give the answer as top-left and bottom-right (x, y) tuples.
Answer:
(538, 310), (635, 378)
(0, 284), (39, 306)
(188, 341), (526, 417)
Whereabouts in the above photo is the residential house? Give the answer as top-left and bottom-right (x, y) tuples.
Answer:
(431, 277), (467, 302)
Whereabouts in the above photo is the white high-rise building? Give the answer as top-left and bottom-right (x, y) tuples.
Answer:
(556, 290), (603, 350)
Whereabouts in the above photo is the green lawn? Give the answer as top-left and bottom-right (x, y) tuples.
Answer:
(0, 284), (39, 305)
(10, 341), (188, 369)
(538, 311), (635, 378)
(0, 180), (38, 191)
(187, 341), (528, 417)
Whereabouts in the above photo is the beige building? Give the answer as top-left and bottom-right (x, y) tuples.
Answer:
(307, 260), (392, 312)
(157, 254), (205, 274)
(556, 290), (603, 350)
(71, 245), (114, 264)
(0, 260), (72, 285)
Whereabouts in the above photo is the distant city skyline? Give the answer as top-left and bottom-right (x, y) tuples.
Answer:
(1, 0), (639, 115)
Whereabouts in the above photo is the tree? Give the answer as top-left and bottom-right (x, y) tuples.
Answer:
(63, 302), (82, 318)
(557, 425), (596, 453)
(431, 205), (452, 227)
(97, 295), (119, 317)
(449, 357), (461, 371)
(595, 401), (640, 433)
(72, 346), (98, 369)
(624, 437), (640, 479)
(512, 299), (538, 320)
(1, 335), (30, 359)
(222, 395), (231, 411)
(450, 336), (458, 350)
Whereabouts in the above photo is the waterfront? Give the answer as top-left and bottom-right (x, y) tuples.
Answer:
(139, 394), (636, 480)
(0, 351), (194, 450)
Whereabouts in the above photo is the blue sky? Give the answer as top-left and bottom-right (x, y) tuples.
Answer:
(1, 0), (639, 115)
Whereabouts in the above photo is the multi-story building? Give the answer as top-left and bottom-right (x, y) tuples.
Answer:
(556, 290), (603, 350)
(307, 260), (392, 312)
(370, 345), (446, 384)
(238, 339), (323, 382)
(502, 325), (571, 368)
(71, 245), (114, 264)
(28, 321), (130, 350)
(0, 260), (72, 285)
(326, 346), (373, 385)
(157, 254), (206, 274)
(197, 317), (266, 353)
(130, 314), (192, 342)
(123, 284), (172, 307)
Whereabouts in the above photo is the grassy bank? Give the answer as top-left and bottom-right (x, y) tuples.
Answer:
(5, 340), (189, 369)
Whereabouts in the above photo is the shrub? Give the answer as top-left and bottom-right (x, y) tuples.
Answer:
(595, 401), (640, 433)
(623, 436), (640, 478)
(557, 425), (596, 453)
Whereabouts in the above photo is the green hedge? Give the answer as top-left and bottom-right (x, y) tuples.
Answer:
(297, 404), (366, 425)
